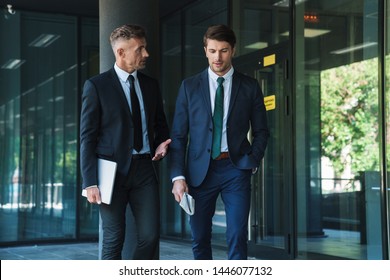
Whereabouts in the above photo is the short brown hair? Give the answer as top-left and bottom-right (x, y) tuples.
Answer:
(203, 24), (236, 49)
(110, 24), (146, 48)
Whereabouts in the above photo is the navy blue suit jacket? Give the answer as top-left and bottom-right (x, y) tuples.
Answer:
(80, 68), (169, 189)
(169, 69), (269, 187)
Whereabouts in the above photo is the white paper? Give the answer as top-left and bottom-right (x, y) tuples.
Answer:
(82, 158), (117, 205)
(179, 192), (195, 215)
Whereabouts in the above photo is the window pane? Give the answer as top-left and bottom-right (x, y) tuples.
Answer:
(160, 13), (184, 238)
(184, 0), (228, 77)
(385, 0), (390, 259)
(79, 17), (100, 239)
(295, 0), (382, 259)
(0, 12), (99, 243)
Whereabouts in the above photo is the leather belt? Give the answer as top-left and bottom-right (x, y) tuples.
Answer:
(132, 153), (151, 160)
(213, 152), (229, 160)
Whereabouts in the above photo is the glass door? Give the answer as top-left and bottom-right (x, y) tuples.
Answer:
(295, 0), (383, 260)
(236, 41), (294, 259)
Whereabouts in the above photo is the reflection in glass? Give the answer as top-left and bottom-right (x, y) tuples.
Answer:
(0, 13), (99, 243)
(385, 0), (390, 260)
(296, 0), (382, 259)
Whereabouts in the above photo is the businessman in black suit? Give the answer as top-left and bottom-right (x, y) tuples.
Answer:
(170, 24), (269, 259)
(80, 24), (171, 260)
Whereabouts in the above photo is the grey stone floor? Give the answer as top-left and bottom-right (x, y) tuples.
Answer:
(0, 239), (228, 260)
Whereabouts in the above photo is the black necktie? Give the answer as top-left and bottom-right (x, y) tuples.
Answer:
(212, 77), (224, 159)
(129, 75), (143, 152)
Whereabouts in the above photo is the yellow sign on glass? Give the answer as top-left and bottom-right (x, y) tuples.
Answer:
(264, 95), (276, 111)
(263, 54), (276, 67)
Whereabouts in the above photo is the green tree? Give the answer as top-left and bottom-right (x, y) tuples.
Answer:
(321, 58), (379, 178)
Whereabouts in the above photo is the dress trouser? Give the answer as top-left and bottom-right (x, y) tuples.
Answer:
(99, 157), (159, 260)
(189, 158), (251, 260)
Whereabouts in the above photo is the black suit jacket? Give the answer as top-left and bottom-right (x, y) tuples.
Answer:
(80, 68), (169, 189)
(170, 69), (269, 187)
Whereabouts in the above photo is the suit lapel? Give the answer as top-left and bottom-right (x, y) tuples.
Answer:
(200, 69), (212, 118)
(228, 72), (240, 118)
(137, 73), (150, 126)
(109, 68), (132, 117)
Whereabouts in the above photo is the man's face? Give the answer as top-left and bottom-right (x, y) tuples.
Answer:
(204, 39), (235, 76)
(116, 37), (149, 73)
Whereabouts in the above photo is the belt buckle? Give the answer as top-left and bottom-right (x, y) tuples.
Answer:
(215, 152), (229, 160)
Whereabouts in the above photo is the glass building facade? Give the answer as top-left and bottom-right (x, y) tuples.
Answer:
(0, 12), (100, 242)
(0, 0), (389, 260)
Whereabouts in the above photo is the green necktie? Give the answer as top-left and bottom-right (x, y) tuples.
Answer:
(212, 77), (225, 159)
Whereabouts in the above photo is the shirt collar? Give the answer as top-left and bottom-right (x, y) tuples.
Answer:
(208, 66), (234, 82)
(114, 63), (137, 82)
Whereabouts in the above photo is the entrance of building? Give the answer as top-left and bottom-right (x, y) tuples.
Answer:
(236, 41), (294, 259)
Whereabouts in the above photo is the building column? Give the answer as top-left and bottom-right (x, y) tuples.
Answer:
(98, 0), (160, 260)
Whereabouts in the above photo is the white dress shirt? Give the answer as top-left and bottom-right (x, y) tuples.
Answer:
(207, 66), (234, 153)
(114, 63), (150, 154)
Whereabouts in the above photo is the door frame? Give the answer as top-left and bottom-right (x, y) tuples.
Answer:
(235, 41), (295, 260)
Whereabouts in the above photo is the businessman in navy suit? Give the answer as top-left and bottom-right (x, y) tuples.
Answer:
(80, 24), (170, 260)
(170, 24), (269, 260)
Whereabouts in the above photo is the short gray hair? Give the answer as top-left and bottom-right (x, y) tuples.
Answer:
(110, 24), (146, 49)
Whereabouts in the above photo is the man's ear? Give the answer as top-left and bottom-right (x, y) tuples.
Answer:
(204, 46), (207, 57)
(116, 47), (124, 57)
